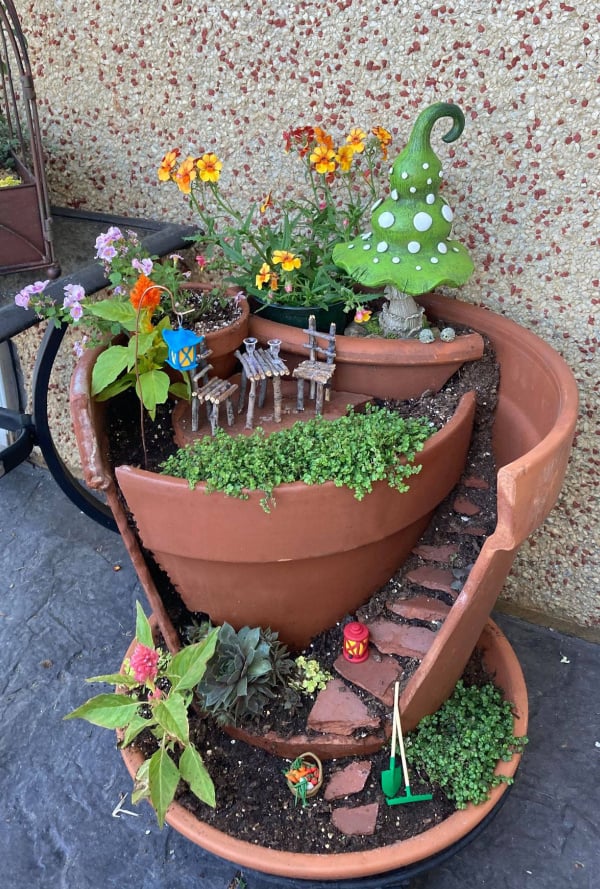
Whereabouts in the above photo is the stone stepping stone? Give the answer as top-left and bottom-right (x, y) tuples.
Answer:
(453, 495), (482, 516)
(324, 760), (372, 801)
(366, 620), (437, 659)
(463, 475), (490, 490)
(333, 652), (402, 707)
(449, 521), (488, 536)
(331, 802), (379, 836)
(405, 565), (455, 593)
(307, 679), (381, 736)
(412, 543), (459, 562)
(387, 595), (451, 623)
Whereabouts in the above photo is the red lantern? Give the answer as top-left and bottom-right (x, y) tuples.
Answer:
(343, 622), (369, 663)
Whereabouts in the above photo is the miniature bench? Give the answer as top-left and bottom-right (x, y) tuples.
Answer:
(292, 316), (337, 415)
(235, 337), (289, 429)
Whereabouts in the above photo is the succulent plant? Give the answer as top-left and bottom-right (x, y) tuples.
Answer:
(196, 623), (297, 726)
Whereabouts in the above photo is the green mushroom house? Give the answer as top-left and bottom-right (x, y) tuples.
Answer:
(333, 102), (474, 337)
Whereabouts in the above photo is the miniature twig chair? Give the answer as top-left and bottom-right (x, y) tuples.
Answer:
(236, 338), (289, 430)
(192, 345), (239, 435)
(292, 316), (336, 415)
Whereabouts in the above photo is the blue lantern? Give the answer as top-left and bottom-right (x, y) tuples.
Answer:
(162, 327), (204, 371)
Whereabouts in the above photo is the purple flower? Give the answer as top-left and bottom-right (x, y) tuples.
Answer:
(132, 257), (154, 276)
(30, 280), (50, 294)
(63, 283), (85, 306)
(15, 286), (32, 308)
(96, 243), (118, 261)
(72, 335), (89, 358)
(69, 303), (84, 321)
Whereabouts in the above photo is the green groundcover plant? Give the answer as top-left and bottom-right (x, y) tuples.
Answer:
(161, 404), (435, 510)
(406, 680), (528, 809)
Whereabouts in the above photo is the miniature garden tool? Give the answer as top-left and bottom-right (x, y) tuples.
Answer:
(380, 681), (403, 797)
(385, 685), (433, 806)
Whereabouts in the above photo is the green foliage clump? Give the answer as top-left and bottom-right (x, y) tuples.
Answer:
(406, 681), (528, 809)
(290, 656), (333, 695)
(160, 405), (435, 510)
(196, 623), (297, 727)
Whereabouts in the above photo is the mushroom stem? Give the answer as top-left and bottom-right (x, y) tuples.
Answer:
(379, 286), (425, 338)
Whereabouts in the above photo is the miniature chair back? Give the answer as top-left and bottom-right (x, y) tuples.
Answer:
(292, 315), (337, 415)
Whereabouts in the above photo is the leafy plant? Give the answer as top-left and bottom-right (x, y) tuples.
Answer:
(65, 603), (219, 827)
(406, 680), (528, 809)
(161, 404), (435, 510)
(158, 125), (393, 316)
(0, 112), (18, 170)
(290, 656), (333, 695)
(195, 623), (297, 727)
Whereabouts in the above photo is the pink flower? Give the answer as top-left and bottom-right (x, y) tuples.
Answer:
(354, 307), (372, 324)
(69, 303), (84, 321)
(129, 643), (159, 684)
(195, 255), (207, 269)
(132, 257), (154, 276)
(63, 284), (85, 307)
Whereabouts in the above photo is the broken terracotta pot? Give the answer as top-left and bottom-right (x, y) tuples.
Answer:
(117, 615), (528, 883)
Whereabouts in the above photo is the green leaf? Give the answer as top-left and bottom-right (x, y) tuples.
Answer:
(135, 602), (154, 648)
(179, 745), (216, 807)
(87, 299), (137, 330)
(167, 629), (219, 692)
(132, 757), (151, 805)
(127, 331), (158, 369)
(91, 346), (130, 396)
(148, 746), (180, 828)
(153, 695), (189, 744)
(169, 381), (190, 400)
(85, 672), (140, 688)
(121, 713), (154, 747)
(136, 369), (171, 416)
(92, 373), (135, 403)
(64, 694), (140, 728)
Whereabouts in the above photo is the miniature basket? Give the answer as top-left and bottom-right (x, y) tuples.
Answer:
(285, 751), (323, 801)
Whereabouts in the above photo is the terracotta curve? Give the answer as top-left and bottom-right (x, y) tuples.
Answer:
(114, 392), (475, 650)
(248, 312), (484, 399)
(118, 617), (528, 882)
(399, 293), (578, 731)
(198, 291), (249, 378)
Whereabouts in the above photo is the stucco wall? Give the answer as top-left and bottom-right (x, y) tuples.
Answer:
(14, 0), (599, 634)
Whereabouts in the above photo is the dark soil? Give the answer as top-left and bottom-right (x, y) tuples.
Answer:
(106, 323), (502, 854)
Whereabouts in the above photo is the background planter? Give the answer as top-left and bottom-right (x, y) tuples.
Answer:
(185, 286), (249, 379)
(118, 615), (527, 883)
(0, 156), (49, 272)
(115, 391), (475, 650)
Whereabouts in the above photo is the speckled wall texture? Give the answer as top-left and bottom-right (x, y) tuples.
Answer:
(15, 0), (599, 633)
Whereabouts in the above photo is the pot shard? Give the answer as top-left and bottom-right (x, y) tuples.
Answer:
(115, 392), (476, 650)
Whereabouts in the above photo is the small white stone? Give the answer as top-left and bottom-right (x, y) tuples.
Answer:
(440, 327), (456, 342)
(419, 328), (435, 343)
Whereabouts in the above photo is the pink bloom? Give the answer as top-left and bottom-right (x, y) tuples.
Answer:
(14, 287), (32, 308)
(195, 255), (207, 269)
(132, 257), (154, 276)
(63, 284), (85, 306)
(129, 643), (159, 684)
(354, 307), (372, 324)
(148, 688), (163, 702)
(284, 283), (293, 293)
(69, 303), (84, 321)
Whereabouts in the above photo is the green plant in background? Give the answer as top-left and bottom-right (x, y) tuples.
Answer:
(196, 623), (298, 727)
(0, 112), (18, 171)
(161, 404), (435, 510)
(291, 656), (333, 695)
(65, 603), (219, 827)
(406, 681), (528, 809)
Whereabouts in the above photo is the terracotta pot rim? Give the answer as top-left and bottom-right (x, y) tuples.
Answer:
(119, 615), (527, 882)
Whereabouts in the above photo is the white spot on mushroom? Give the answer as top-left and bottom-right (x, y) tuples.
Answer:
(371, 198), (383, 212)
(363, 243), (372, 250)
(378, 211), (395, 229)
(413, 212), (433, 232)
(401, 171), (408, 180)
(391, 189), (399, 200)
(426, 194), (435, 205)
(416, 265), (422, 271)
(348, 243), (355, 249)
(441, 204), (454, 222)
(422, 162), (430, 169)
(427, 178), (432, 185)
(437, 242), (448, 254)
(438, 170), (443, 178)
(361, 232), (372, 240)
(392, 256), (401, 264)
(373, 257), (380, 263)
(407, 241), (421, 254)
(409, 186), (417, 193)
(430, 257), (439, 264)
(377, 241), (388, 253)
(452, 247), (460, 253)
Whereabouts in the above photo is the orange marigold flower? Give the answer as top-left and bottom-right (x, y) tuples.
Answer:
(173, 156), (197, 194)
(269, 272), (279, 291)
(129, 275), (162, 311)
(196, 153), (223, 183)
(310, 143), (337, 175)
(158, 149), (180, 182)
(346, 127), (367, 153)
(314, 127), (334, 151)
(255, 262), (272, 290)
(336, 144), (355, 172)
(272, 250), (301, 272)
(372, 126), (392, 159)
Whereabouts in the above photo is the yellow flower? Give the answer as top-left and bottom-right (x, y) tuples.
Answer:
(196, 153), (223, 183)
(173, 156), (197, 194)
(158, 149), (180, 182)
(255, 262), (272, 290)
(269, 272), (279, 291)
(354, 307), (372, 324)
(346, 127), (367, 153)
(336, 144), (355, 172)
(309, 143), (337, 175)
(372, 126), (392, 160)
(272, 250), (301, 272)
(313, 127), (334, 151)
(260, 191), (272, 213)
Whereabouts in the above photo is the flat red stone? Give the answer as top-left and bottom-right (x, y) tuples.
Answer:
(405, 565), (455, 593)
(387, 595), (451, 623)
(307, 679), (381, 736)
(463, 475), (490, 490)
(412, 543), (459, 562)
(453, 496), (482, 516)
(331, 802), (379, 836)
(333, 652), (402, 707)
(366, 620), (437, 659)
(324, 760), (372, 801)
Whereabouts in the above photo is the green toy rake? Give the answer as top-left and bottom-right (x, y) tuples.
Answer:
(382, 681), (433, 806)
